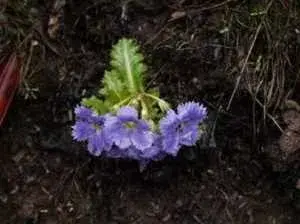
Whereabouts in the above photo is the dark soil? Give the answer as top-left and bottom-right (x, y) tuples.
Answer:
(0, 0), (299, 223)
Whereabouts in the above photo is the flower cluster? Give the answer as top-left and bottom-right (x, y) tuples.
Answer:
(72, 102), (207, 169)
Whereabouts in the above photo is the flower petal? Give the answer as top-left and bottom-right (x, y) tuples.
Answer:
(159, 109), (179, 135)
(104, 116), (119, 129)
(117, 106), (138, 121)
(113, 127), (131, 149)
(104, 116), (129, 148)
(131, 129), (154, 151)
(74, 105), (93, 120)
(87, 131), (105, 156)
(179, 123), (199, 146)
(126, 146), (142, 160)
(104, 112), (133, 149)
(141, 145), (160, 159)
(72, 121), (94, 141)
(177, 102), (207, 123)
(162, 131), (180, 156)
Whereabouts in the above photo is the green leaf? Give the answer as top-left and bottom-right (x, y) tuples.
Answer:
(100, 70), (128, 102)
(109, 38), (146, 94)
(82, 96), (108, 114)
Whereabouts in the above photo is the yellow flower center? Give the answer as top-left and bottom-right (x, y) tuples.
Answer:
(125, 121), (136, 129)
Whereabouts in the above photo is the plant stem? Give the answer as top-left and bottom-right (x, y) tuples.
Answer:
(143, 93), (170, 111)
(112, 95), (133, 110)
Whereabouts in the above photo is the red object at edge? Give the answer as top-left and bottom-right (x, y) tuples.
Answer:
(0, 53), (22, 126)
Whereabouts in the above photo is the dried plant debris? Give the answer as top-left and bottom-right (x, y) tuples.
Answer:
(47, 0), (65, 39)
(279, 110), (300, 154)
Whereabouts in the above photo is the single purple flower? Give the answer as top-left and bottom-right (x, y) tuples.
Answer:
(159, 102), (207, 155)
(72, 106), (112, 156)
(105, 106), (154, 151)
(177, 102), (207, 145)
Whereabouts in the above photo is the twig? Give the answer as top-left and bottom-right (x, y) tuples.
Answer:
(255, 98), (284, 133)
(188, 0), (235, 13)
(226, 23), (262, 111)
(226, 0), (274, 111)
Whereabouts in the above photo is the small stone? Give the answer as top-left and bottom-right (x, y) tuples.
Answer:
(25, 176), (36, 184)
(162, 213), (171, 222)
(56, 205), (63, 213)
(10, 185), (19, 194)
(175, 199), (183, 208)
(40, 209), (48, 213)
(207, 169), (214, 175)
(68, 207), (74, 213)
(66, 201), (74, 213)
(192, 77), (198, 83)
(0, 194), (8, 203)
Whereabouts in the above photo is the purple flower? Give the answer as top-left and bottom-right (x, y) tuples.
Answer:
(159, 102), (207, 156)
(177, 102), (207, 146)
(105, 106), (154, 151)
(72, 102), (207, 171)
(72, 106), (112, 156)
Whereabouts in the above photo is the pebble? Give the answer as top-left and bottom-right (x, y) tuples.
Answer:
(162, 213), (171, 222)
(25, 176), (36, 184)
(175, 199), (183, 208)
(10, 185), (19, 194)
(207, 169), (214, 175)
(0, 194), (8, 203)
